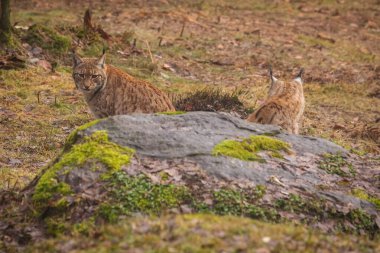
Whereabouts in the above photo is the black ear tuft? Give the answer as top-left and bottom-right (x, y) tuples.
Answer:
(269, 65), (273, 79)
(296, 68), (304, 79)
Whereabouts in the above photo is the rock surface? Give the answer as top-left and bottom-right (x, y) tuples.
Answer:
(84, 112), (345, 185)
(74, 112), (378, 215)
(88, 111), (346, 157)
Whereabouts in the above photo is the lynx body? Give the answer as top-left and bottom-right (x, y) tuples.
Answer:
(72, 52), (175, 118)
(247, 69), (305, 134)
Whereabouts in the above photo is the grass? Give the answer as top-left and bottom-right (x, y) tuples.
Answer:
(0, 67), (92, 190)
(27, 214), (380, 253)
(13, 9), (77, 26)
(304, 82), (380, 153)
(24, 24), (71, 55)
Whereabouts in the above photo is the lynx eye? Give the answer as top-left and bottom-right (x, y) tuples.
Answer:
(75, 73), (85, 78)
(91, 75), (101, 79)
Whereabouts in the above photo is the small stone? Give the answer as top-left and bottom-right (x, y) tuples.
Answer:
(333, 124), (346, 130)
(29, 58), (39, 64)
(162, 63), (176, 73)
(37, 60), (52, 71)
(31, 47), (43, 55)
(8, 158), (22, 166)
(365, 21), (378, 29)
(317, 33), (335, 43)
(22, 43), (32, 51)
(256, 248), (270, 253)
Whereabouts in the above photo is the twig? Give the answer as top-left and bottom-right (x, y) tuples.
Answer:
(144, 40), (154, 64)
(158, 20), (165, 33)
(180, 21), (186, 37)
(132, 38), (137, 50)
(37, 91), (42, 103)
(12, 178), (19, 191)
(158, 37), (163, 47)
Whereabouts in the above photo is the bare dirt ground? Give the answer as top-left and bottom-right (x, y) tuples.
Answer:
(0, 0), (379, 188)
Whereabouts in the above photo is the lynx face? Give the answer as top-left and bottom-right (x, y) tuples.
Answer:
(72, 54), (107, 94)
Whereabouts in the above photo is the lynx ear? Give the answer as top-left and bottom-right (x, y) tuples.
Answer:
(294, 68), (304, 84)
(269, 65), (278, 84)
(72, 51), (83, 67)
(97, 49), (106, 69)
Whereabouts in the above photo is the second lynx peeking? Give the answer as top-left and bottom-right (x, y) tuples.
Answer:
(72, 51), (175, 118)
(247, 68), (305, 134)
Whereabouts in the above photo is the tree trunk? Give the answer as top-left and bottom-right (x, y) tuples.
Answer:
(0, 0), (12, 45)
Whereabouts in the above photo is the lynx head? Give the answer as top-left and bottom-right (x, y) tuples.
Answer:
(72, 51), (107, 95)
(267, 67), (304, 98)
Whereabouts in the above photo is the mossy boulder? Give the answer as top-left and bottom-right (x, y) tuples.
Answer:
(4, 112), (378, 250)
(32, 130), (135, 209)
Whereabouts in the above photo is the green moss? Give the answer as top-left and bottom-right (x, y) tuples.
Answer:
(27, 214), (379, 253)
(212, 135), (290, 162)
(65, 119), (101, 149)
(81, 41), (104, 57)
(45, 217), (67, 237)
(157, 111), (186, 115)
(298, 34), (333, 48)
(98, 172), (191, 221)
(196, 187), (279, 222)
(345, 209), (377, 234)
(352, 188), (380, 209)
(25, 24), (71, 55)
(318, 153), (356, 177)
(275, 194), (324, 215)
(97, 204), (120, 223)
(212, 189), (247, 215)
(72, 217), (96, 236)
(274, 194), (378, 236)
(262, 130), (281, 137)
(0, 30), (22, 50)
(33, 131), (135, 205)
(97, 175), (275, 224)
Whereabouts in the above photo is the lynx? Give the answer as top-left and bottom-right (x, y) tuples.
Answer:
(247, 68), (305, 134)
(72, 51), (175, 118)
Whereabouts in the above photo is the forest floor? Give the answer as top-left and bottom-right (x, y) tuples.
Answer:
(1, 0), (379, 188)
(0, 0), (380, 251)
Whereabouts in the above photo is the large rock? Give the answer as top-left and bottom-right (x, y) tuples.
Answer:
(84, 112), (346, 186)
(21, 112), (380, 237)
